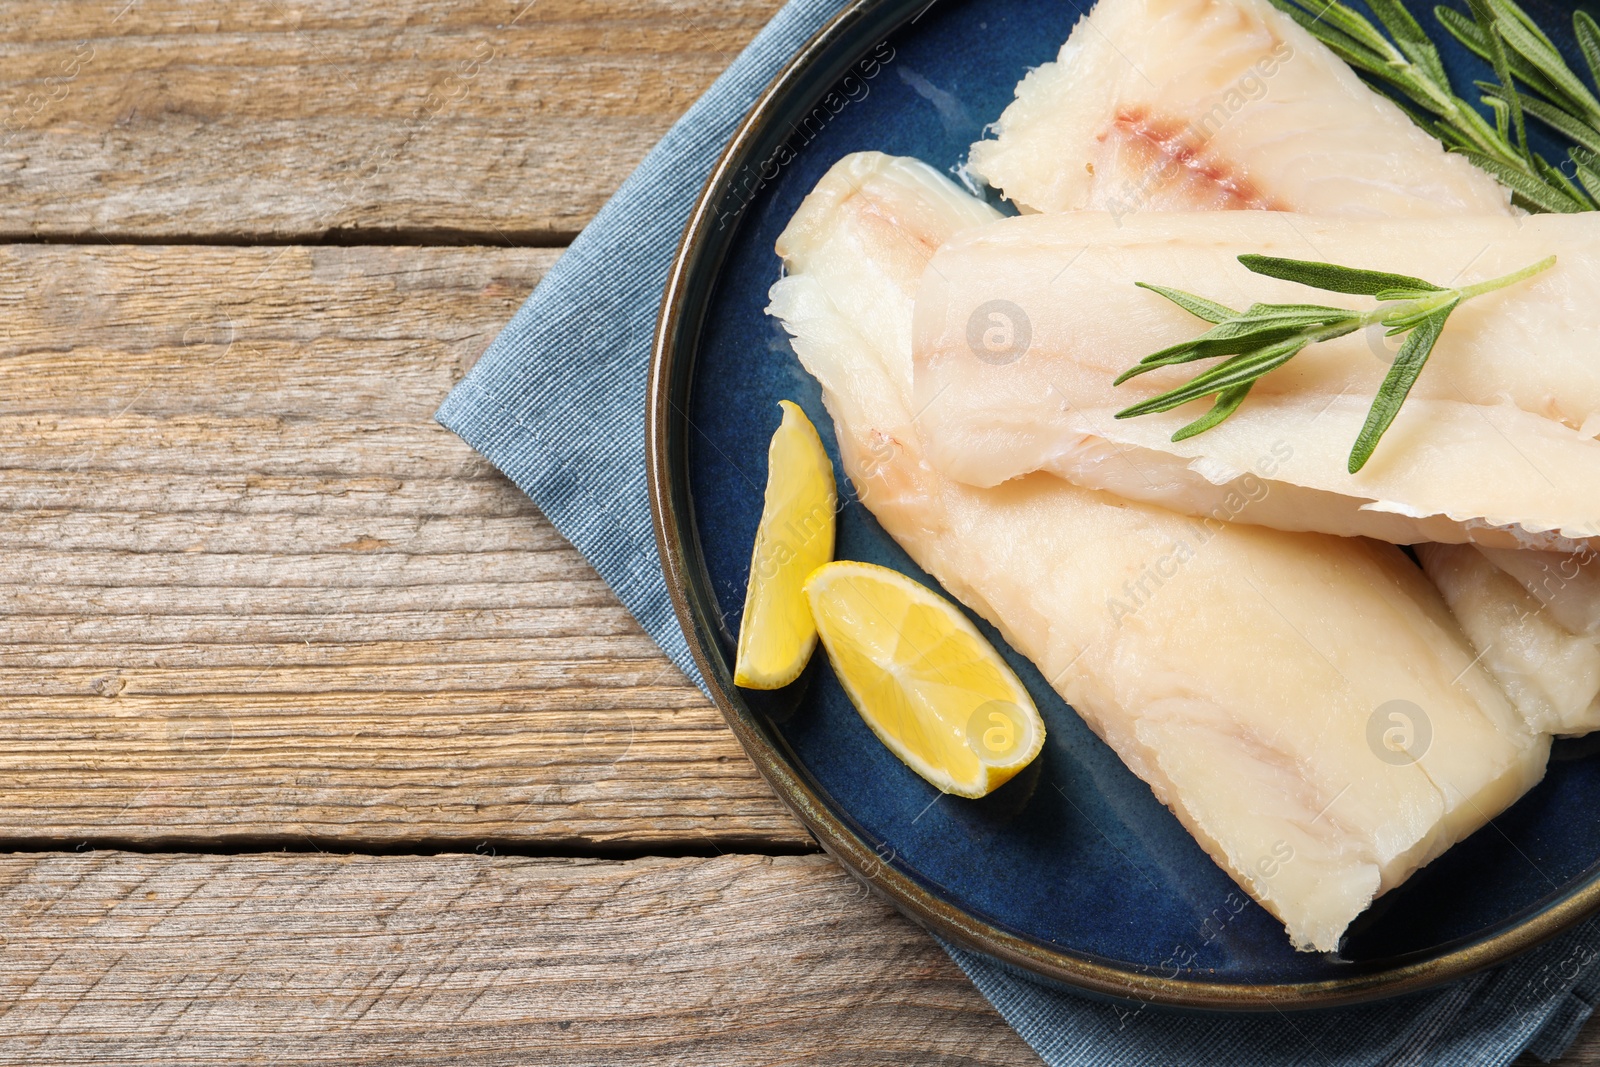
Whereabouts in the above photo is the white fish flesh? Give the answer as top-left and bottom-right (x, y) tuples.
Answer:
(768, 151), (1547, 952)
(1475, 545), (1600, 638)
(911, 210), (1600, 552)
(966, 0), (1512, 219)
(1421, 544), (1600, 735)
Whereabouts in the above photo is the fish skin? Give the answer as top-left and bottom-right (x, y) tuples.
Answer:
(967, 0), (1513, 219)
(910, 209), (1600, 552)
(768, 151), (1547, 952)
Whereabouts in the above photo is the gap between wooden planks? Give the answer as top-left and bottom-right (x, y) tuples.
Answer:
(0, 0), (786, 243)
(0, 242), (804, 850)
(0, 851), (1039, 1066)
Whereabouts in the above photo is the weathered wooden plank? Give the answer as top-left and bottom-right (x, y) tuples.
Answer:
(0, 244), (803, 848)
(0, 849), (1588, 1067)
(0, 847), (1585, 1066)
(1530, 1027), (1600, 1067)
(0, 851), (1040, 1066)
(0, 0), (785, 241)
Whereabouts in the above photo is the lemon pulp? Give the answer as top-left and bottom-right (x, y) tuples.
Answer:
(733, 401), (837, 689)
(804, 560), (1045, 797)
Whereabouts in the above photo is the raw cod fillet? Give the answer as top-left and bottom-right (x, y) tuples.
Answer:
(959, 0), (1600, 738)
(1422, 544), (1600, 735)
(767, 151), (1547, 952)
(911, 210), (1600, 552)
(965, 0), (1512, 218)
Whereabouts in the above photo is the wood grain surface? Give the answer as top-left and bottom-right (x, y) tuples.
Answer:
(0, 0), (783, 242)
(0, 846), (1586, 1065)
(0, 243), (804, 850)
(0, 850), (1039, 1065)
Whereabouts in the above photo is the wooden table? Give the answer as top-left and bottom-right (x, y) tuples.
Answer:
(0, 3), (1590, 1062)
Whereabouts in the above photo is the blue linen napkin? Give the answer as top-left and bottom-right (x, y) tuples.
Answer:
(436, 0), (1600, 1060)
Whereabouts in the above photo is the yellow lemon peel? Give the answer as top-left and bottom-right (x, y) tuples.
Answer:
(733, 401), (837, 689)
(804, 560), (1045, 798)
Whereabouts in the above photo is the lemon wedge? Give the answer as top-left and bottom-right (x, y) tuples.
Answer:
(804, 561), (1045, 797)
(733, 401), (837, 689)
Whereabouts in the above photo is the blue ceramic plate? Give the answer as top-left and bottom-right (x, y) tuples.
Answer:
(648, 0), (1600, 1010)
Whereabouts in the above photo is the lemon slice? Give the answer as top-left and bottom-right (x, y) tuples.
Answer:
(733, 401), (837, 689)
(804, 561), (1045, 798)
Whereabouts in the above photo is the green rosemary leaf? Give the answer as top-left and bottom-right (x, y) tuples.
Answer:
(1467, 0), (1532, 157)
(1424, 112), (1479, 151)
(1478, 82), (1600, 156)
(1379, 303), (1446, 331)
(1436, 2), (1485, 50)
(1172, 384), (1255, 442)
(1124, 328), (1278, 376)
(1158, 304), (1350, 343)
(1495, 0), (1560, 52)
(1573, 147), (1600, 200)
(1116, 356), (1187, 384)
(1305, 31), (1410, 86)
(1115, 358), (1191, 384)
(1133, 282), (1237, 324)
(1365, 0), (1434, 49)
(1534, 151), (1595, 206)
(1115, 348), (1187, 382)
(1292, 0), (1402, 56)
(1238, 301), (1363, 317)
(1487, 91), (1512, 141)
(1367, 0), (1451, 87)
(1440, 6), (1569, 106)
(1199, 308), (1359, 345)
(1578, 10), (1600, 90)
(1490, 0), (1600, 120)
(1114, 303), (1355, 383)
(1349, 300), (1459, 472)
(1117, 334), (1257, 380)
(1577, 163), (1600, 201)
(1116, 340), (1310, 419)
(1188, 305), (1353, 341)
(1456, 149), (1590, 210)
(1375, 286), (1450, 300)
(1268, 1), (1398, 78)
(1237, 254), (1445, 295)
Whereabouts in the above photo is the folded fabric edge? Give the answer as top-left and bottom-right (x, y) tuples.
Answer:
(1526, 988), (1598, 1064)
(1491, 918), (1600, 1065)
(436, 380), (708, 692)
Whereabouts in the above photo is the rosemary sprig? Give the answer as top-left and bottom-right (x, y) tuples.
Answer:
(1114, 253), (1556, 472)
(1267, 0), (1596, 211)
(1439, 0), (1600, 201)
